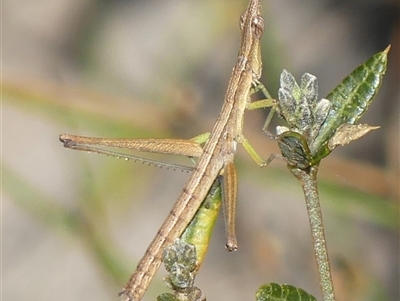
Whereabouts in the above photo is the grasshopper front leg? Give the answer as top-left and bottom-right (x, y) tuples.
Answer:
(236, 80), (279, 167)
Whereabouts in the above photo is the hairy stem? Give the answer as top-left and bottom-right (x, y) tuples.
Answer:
(290, 165), (335, 301)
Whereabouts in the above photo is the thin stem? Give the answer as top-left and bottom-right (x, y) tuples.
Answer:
(290, 165), (335, 301)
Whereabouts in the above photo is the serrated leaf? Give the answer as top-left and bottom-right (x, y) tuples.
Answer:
(256, 283), (317, 301)
(311, 46), (390, 157)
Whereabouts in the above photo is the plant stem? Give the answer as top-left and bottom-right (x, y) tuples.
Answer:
(290, 165), (336, 301)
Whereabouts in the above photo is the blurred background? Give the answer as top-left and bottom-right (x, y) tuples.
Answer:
(3, 0), (399, 300)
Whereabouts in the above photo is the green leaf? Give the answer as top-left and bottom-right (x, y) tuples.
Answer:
(311, 46), (390, 157)
(163, 239), (197, 289)
(157, 293), (181, 301)
(256, 283), (317, 301)
(276, 131), (315, 169)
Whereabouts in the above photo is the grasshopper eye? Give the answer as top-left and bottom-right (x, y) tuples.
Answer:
(252, 15), (264, 38)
